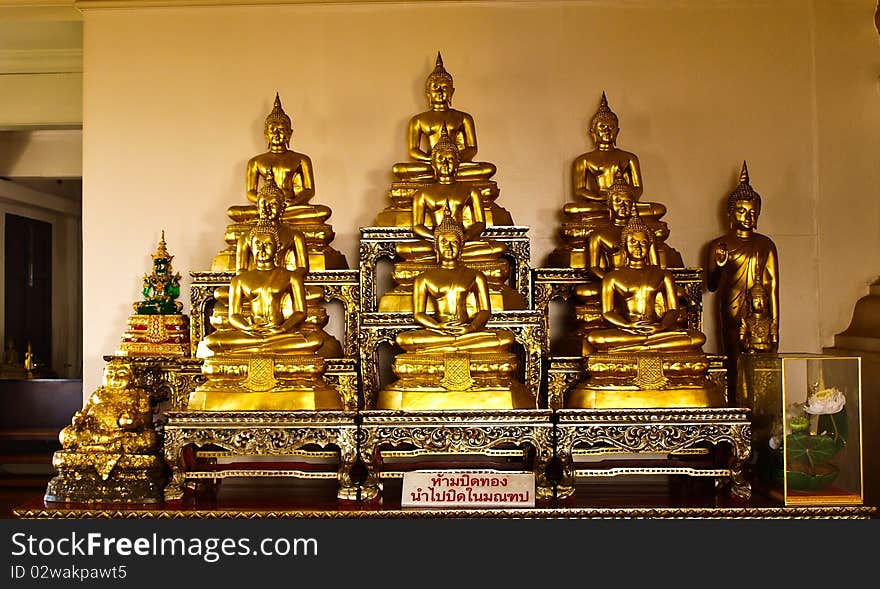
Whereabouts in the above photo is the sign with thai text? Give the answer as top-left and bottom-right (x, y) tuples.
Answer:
(401, 470), (535, 508)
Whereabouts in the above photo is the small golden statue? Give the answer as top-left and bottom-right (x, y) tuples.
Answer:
(567, 211), (722, 408)
(117, 232), (190, 357)
(549, 93), (678, 268)
(45, 359), (166, 503)
(377, 212), (534, 410)
(213, 94), (346, 271)
(706, 162), (779, 378)
(739, 284), (775, 353)
(379, 127), (524, 312)
(376, 52), (511, 226)
(0, 337), (25, 379)
(191, 222), (342, 410)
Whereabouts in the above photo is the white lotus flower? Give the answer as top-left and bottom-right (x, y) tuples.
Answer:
(803, 387), (846, 415)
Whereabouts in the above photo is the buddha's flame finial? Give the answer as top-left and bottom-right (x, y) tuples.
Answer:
(265, 92), (292, 130)
(436, 51), (444, 69)
(591, 90), (618, 129)
(152, 230), (172, 261)
(739, 160), (750, 185)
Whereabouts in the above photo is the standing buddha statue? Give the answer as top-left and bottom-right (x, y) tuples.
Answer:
(213, 94), (347, 271)
(706, 162), (779, 392)
(377, 212), (534, 410)
(376, 52), (512, 226)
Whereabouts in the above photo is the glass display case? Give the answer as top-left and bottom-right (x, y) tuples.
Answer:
(739, 353), (863, 506)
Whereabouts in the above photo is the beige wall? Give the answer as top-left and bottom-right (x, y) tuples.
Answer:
(79, 0), (880, 392)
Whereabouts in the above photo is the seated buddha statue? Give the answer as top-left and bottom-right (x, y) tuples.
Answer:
(59, 360), (156, 454)
(214, 95), (346, 271)
(377, 213), (534, 410)
(379, 126), (523, 312)
(564, 92), (665, 223)
(227, 94), (330, 225)
(392, 53), (495, 183)
(192, 222), (342, 410)
(566, 211), (721, 409)
(234, 175), (308, 274)
(200, 222), (323, 357)
(45, 359), (166, 503)
(584, 211), (703, 354)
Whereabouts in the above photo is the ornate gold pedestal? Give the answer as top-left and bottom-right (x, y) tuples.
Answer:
(188, 354), (344, 411)
(359, 410), (554, 502)
(377, 351), (535, 410)
(375, 180), (512, 227)
(555, 408), (752, 501)
(117, 314), (190, 357)
(162, 411), (359, 501)
(45, 453), (167, 504)
(567, 353), (724, 409)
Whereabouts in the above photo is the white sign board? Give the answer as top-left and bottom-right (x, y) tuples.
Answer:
(401, 470), (536, 508)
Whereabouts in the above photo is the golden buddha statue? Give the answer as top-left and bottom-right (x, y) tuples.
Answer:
(740, 284), (775, 353)
(213, 94), (346, 271)
(379, 127), (524, 312)
(235, 176), (308, 273)
(191, 222), (342, 410)
(376, 53), (511, 227)
(392, 53), (495, 183)
(377, 213), (534, 410)
(549, 93), (677, 268)
(212, 179), (341, 357)
(707, 162), (779, 374)
(567, 211), (722, 409)
(45, 360), (166, 503)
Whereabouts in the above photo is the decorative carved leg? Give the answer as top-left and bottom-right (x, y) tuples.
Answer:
(533, 431), (555, 502)
(336, 430), (359, 501)
(729, 433), (752, 501)
(162, 432), (185, 501)
(556, 431), (576, 500)
(358, 429), (381, 501)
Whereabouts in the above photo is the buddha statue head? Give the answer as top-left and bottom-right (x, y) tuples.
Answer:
(726, 161), (762, 232)
(248, 220), (283, 267)
(256, 173), (287, 222)
(425, 52), (454, 109)
(264, 93), (293, 151)
(430, 124), (461, 179)
(606, 172), (636, 222)
(747, 284), (769, 315)
(619, 208), (653, 265)
(589, 92), (620, 147)
(103, 359), (134, 391)
(433, 206), (465, 263)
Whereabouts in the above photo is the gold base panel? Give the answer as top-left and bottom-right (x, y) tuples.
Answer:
(565, 384), (724, 409)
